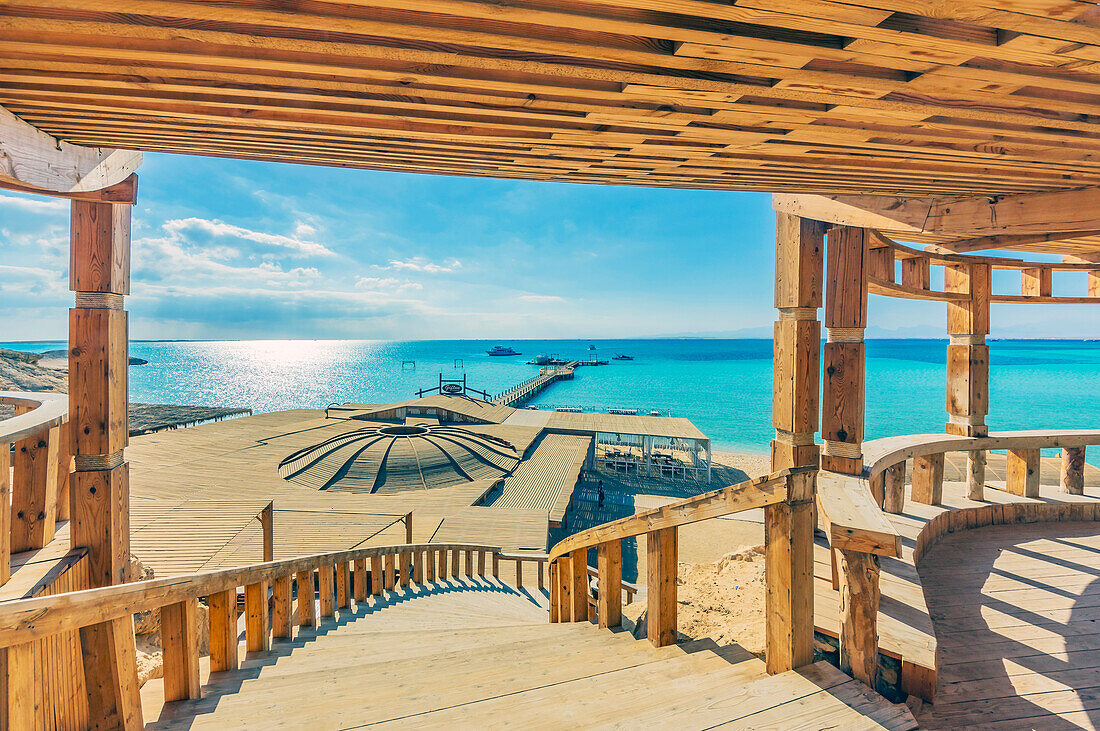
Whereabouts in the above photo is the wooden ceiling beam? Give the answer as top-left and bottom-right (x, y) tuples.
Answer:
(0, 103), (139, 195)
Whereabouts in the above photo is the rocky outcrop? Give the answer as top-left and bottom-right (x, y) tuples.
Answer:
(0, 349), (66, 393)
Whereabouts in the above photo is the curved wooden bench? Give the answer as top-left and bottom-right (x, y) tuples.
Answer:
(815, 430), (1100, 703)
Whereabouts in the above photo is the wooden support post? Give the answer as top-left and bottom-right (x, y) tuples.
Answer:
(450, 548), (459, 579)
(901, 257), (930, 290)
(405, 511), (413, 543)
(597, 541), (622, 629)
(70, 196), (132, 590)
(882, 462), (906, 514)
(492, 551), (500, 579)
(1007, 448), (1041, 498)
(0, 447), (9, 585)
(296, 570), (316, 628)
(386, 553), (397, 590)
(272, 574), (292, 639)
(317, 564), (335, 617)
(399, 552), (410, 588)
(244, 581), (270, 652)
(208, 588), (239, 671)
(516, 559), (524, 589)
(335, 562), (350, 609)
(3, 642), (35, 729)
(868, 472), (885, 509)
(414, 550), (424, 584)
(1021, 266), (1052, 297)
(259, 502), (274, 563)
(821, 225), (867, 475)
(569, 549), (588, 623)
(1062, 447), (1086, 495)
(945, 263), (991, 438)
(911, 454), (945, 506)
(837, 549), (881, 689)
(425, 550), (437, 583)
(464, 549), (474, 578)
(1090, 270), (1100, 298)
(79, 617), (143, 730)
(771, 213), (824, 472)
(477, 550), (486, 577)
(353, 558), (367, 602)
(11, 423), (59, 552)
(764, 470), (815, 673)
(967, 450), (986, 501)
(538, 560), (545, 590)
(371, 556), (383, 595)
(161, 599), (201, 701)
(646, 527), (678, 647)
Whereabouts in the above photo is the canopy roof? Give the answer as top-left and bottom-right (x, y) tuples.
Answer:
(3, 1), (1100, 200)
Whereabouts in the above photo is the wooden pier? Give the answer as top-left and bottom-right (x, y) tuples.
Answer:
(493, 362), (577, 407)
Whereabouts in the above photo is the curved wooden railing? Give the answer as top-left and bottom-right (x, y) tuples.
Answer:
(816, 429), (1100, 692)
(547, 466), (815, 665)
(1, 391), (71, 585)
(0, 540), (543, 729)
(864, 231), (1100, 305)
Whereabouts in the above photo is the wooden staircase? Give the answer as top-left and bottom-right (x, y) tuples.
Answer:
(141, 578), (915, 729)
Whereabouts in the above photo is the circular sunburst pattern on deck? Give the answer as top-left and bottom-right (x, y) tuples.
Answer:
(278, 424), (520, 494)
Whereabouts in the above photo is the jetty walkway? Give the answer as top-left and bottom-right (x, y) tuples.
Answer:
(493, 362), (577, 407)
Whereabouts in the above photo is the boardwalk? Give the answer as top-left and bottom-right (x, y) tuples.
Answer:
(919, 522), (1100, 729)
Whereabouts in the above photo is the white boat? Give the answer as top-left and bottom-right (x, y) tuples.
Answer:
(487, 345), (521, 356)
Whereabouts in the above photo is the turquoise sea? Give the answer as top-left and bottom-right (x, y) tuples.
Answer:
(3, 339), (1098, 463)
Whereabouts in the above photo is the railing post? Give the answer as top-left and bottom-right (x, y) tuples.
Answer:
(464, 550), (474, 578)
(492, 551), (500, 579)
(79, 617), (143, 730)
(245, 581), (270, 652)
(837, 548), (881, 688)
(450, 549), (460, 578)
(537, 559), (545, 590)
(515, 558), (524, 589)
(3, 641), (35, 728)
(0, 446), (9, 585)
(548, 560), (560, 623)
(400, 551), (412, 587)
(209, 588), (239, 670)
(272, 574), (293, 639)
(882, 462), (905, 514)
(161, 598), (201, 701)
(477, 550), (486, 577)
(385, 553), (397, 590)
(1007, 448), (1040, 498)
(296, 570), (317, 628)
(353, 558), (368, 602)
(335, 562), (350, 609)
(1061, 447), (1085, 495)
(765, 470), (814, 673)
(56, 418), (72, 522)
(370, 556), (384, 595)
(568, 549), (587, 622)
(260, 502), (274, 563)
(405, 511), (413, 543)
(646, 528), (677, 647)
(318, 564), (336, 617)
(597, 541), (622, 629)
(911, 453), (944, 505)
(426, 549), (437, 583)
(11, 421), (60, 552)
(437, 549), (448, 581)
(967, 450), (987, 500)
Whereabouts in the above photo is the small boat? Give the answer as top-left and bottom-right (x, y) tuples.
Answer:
(612, 354), (634, 361)
(529, 354), (552, 365)
(588, 344), (596, 350)
(487, 345), (521, 356)
(649, 410), (661, 417)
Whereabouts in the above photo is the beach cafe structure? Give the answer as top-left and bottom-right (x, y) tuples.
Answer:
(3, 1), (1100, 727)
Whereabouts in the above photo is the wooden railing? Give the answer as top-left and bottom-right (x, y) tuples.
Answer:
(1, 391), (71, 585)
(0, 540), (542, 729)
(817, 429), (1100, 689)
(547, 467), (816, 674)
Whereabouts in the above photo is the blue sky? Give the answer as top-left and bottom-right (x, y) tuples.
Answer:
(0, 152), (1096, 340)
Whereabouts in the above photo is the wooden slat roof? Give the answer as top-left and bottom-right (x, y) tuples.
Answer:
(3, 1), (1100, 197)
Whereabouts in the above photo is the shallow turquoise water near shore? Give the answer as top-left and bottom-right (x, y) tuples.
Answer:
(4, 338), (1098, 463)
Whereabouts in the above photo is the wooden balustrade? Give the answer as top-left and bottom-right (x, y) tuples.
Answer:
(0, 541), (541, 728)
(547, 468), (815, 675)
(0, 392), (70, 585)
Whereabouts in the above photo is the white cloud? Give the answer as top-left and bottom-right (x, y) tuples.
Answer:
(379, 257), (461, 273)
(355, 276), (423, 292)
(0, 195), (67, 213)
(162, 217), (335, 258)
(518, 294), (565, 303)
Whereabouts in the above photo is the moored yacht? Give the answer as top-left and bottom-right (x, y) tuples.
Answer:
(487, 345), (521, 356)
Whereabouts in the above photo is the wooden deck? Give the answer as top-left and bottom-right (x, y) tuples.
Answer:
(919, 522), (1100, 729)
(494, 434), (592, 522)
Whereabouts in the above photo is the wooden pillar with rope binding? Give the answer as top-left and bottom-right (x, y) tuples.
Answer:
(945, 262), (991, 500)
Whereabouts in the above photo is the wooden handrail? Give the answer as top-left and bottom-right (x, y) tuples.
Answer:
(0, 542), (501, 648)
(548, 467), (810, 562)
(0, 391), (67, 444)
